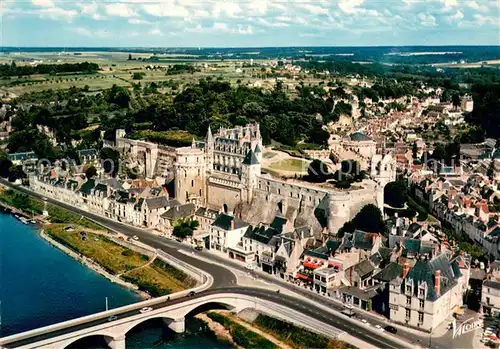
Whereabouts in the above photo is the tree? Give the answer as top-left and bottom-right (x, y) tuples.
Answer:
(85, 165), (97, 179)
(431, 144), (446, 161)
(306, 159), (331, 183)
(384, 181), (409, 208)
(488, 160), (495, 180)
(100, 147), (120, 176)
(412, 142), (418, 159)
(452, 93), (461, 110)
(352, 204), (385, 233)
(172, 219), (200, 240)
(128, 54), (132, 61)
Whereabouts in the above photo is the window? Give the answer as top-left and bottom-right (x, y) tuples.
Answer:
(191, 180), (194, 187)
(418, 312), (424, 324)
(406, 296), (411, 306)
(487, 297), (491, 304)
(199, 189), (202, 196)
(405, 309), (411, 320)
(406, 285), (412, 293)
(198, 169), (200, 176)
(418, 288), (425, 298)
(419, 300), (424, 309)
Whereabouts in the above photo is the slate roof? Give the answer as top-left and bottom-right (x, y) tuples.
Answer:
(94, 183), (108, 193)
(254, 144), (262, 154)
(373, 262), (403, 282)
(305, 239), (341, 259)
(406, 253), (460, 301)
(269, 216), (287, 233)
(161, 203), (196, 220)
(244, 225), (281, 245)
(484, 280), (500, 290)
(101, 178), (123, 190)
(195, 207), (219, 219)
(9, 151), (39, 161)
(349, 132), (372, 142)
(354, 259), (375, 277)
(145, 196), (178, 210)
(212, 213), (249, 231)
(79, 179), (96, 195)
(353, 230), (376, 251)
(77, 149), (98, 158)
(242, 149), (259, 165)
(407, 223), (422, 236)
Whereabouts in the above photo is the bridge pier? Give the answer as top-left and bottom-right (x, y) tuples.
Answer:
(164, 317), (185, 333)
(105, 335), (126, 349)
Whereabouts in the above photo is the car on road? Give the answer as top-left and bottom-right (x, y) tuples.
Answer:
(108, 315), (118, 322)
(384, 325), (397, 334)
(195, 245), (203, 251)
(188, 291), (196, 297)
(132, 235), (139, 240)
(345, 304), (354, 309)
(140, 307), (153, 313)
(375, 325), (384, 332)
(361, 319), (368, 324)
(245, 264), (255, 270)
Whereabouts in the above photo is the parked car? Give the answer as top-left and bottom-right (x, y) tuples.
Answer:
(375, 325), (384, 332)
(195, 245), (203, 251)
(132, 235), (139, 240)
(384, 325), (397, 334)
(188, 291), (196, 297)
(245, 264), (255, 270)
(345, 304), (354, 309)
(140, 307), (153, 313)
(108, 315), (118, 322)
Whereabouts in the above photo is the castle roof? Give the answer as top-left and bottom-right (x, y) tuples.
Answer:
(242, 149), (259, 165)
(212, 213), (249, 231)
(349, 132), (372, 142)
(254, 144), (262, 154)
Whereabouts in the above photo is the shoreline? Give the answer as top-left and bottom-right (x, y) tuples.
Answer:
(39, 229), (151, 300)
(0, 206), (151, 301)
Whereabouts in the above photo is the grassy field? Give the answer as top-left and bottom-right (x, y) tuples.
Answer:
(253, 314), (357, 349)
(268, 158), (309, 172)
(46, 224), (196, 296)
(46, 225), (147, 274)
(123, 259), (197, 297)
(207, 312), (277, 349)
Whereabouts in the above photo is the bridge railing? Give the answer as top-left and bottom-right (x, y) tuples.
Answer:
(156, 249), (207, 284)
(0, 254), (213, 347)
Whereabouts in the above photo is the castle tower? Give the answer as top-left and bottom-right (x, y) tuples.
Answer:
(327, 192), (351, 234)
(371, 153), (396, 212)
(205, 126), (214, 173)
(240, 149), (261, 203)
(174, 146), (206, 206)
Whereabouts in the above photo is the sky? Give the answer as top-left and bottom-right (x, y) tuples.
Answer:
(0, 0), (499, 47)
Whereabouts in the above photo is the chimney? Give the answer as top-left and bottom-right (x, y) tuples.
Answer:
(230, 218), (235, 231)
(402, 262), (410, 278)
(435, 270), (441, 296)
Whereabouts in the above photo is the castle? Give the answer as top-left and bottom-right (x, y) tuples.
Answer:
(116, 123), (396, 237)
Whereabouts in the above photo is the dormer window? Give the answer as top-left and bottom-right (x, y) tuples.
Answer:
(406, 284), (412, 294)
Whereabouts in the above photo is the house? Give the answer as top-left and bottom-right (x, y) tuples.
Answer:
(195, 207), (219, 236)
(160, 203), (196, 235)
(134, 196), (180, 228)
(389, 253), (463, 331)
(209, 213), (250, 261)
(482, 261), (500, 317)
(9, 151), (39, 166)
(77, 149), (100, 167)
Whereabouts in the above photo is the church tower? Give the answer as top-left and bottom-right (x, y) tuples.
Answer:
(371, 154), (396, 212)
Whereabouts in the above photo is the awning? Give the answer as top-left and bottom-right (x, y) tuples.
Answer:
(296, 273), (312, 281)
(303, 262), (321, 269)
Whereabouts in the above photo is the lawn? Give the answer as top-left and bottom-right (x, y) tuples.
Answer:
(123, 259), (196, 297)
(268, 158), (309, 172)
(46, 225), (147, 274)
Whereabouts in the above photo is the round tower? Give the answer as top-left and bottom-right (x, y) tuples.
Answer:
(174, 145), (206, 206)
(327, 191), (351, 234)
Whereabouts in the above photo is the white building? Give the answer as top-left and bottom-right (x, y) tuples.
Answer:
(209, 213), (249, 260)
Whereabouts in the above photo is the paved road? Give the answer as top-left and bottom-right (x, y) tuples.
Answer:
(0, 180), (461, 349)
(0, 180), (236, 288)
(2, 287), (407, 349)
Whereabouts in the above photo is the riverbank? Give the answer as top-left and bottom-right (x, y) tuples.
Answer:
(0, 185), (196, 299)
(198, 310), (358, 349)
(40, 229), (150, 299)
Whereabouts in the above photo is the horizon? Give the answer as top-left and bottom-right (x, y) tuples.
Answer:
(1, 0), (499, 47)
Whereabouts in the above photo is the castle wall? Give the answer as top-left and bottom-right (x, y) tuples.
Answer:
(207, 180), (241, 212)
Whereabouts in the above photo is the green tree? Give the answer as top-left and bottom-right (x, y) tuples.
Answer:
(452, 93), (461, 110)
(100, 148), (120, 176)
(85, 165), (97, 179)
(412, 142), (418, 159)
(384, 181), (409, 208)
(306, 159), (330, 183)
(487, 160), (495, 180)
(172, 219), (200, 240)
(352, 204), (385, 233)
(128, 54), (132, 61)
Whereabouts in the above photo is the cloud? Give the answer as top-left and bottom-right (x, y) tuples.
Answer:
(185, 22), (253, 35)
(32, 0), (54, 8)
(446, 10), (464, 22)
(417, 12), (437, 27)
(257, 18), (289, 27)
(473, 13), (496, 25)
(128, 18), (151, 25)
(69, 27), (110, 37)
(248, 0), (268, 15)
(149, 27), (163, 36)
(104, 3), (137, 18)
(76, 2), (104, 20)
(296, 4), (328, 15)
(142, 3), (189, 17)
(467, 1), (488, 12)
(441, 0), (458, 8)
(338, 0), (364, 14)
(213, 2), (242, 17)
(237, 24), (253, 35)
(39, 7), (77, 21)
(276, 16), (292, 22)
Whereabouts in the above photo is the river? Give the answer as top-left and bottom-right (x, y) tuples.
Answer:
(0, 214), (231, 348)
